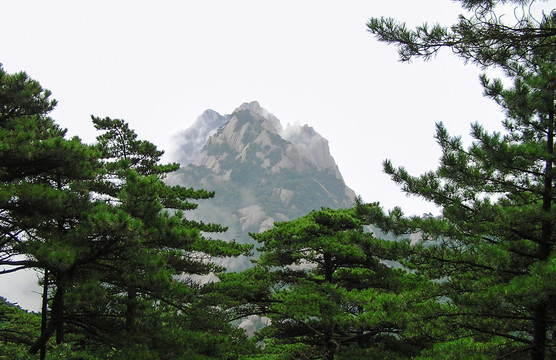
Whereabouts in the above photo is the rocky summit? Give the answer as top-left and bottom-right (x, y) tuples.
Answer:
(167, 101), (356, 270)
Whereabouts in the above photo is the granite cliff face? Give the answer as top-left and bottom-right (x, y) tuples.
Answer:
(167, 101), (356, 270)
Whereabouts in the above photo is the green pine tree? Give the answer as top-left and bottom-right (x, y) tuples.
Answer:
(217, 205), (428, 360)
(0, 64), (113, 358)
(366, 0), (555, 69)
(82, 116), (252, 357)
(377, 57), (555, 359)
(366, 3), (555, 358)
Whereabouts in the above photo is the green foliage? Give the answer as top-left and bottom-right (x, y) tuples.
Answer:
(239, 341), (319, 360)
(0, 298), (40, 359)
(216, 206), (429, 360)
(0, 63), (95, 277)
(67, 115), (253, 357)
(366, 0), (556, 69)
(367, 3), (556, 357)
(0, 64), (118, 359)
(0, 65), (254, 359)
(376, 57), (556, 358)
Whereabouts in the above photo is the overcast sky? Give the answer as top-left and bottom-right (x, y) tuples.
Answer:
(2, 1), (551, 310)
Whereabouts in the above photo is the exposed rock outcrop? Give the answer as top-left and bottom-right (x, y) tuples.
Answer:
(167, 101), (356, 271)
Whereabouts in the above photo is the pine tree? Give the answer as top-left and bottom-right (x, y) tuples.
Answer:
(0, 65), (112, 357)
(366, 0), (555, 69)
(1, 63), (70, 274)
(221, 206), (427, 360)
(82, 116), (252, 356)
(366, 3), (556, 358)
(0, 64), (61, 182)
(0, 66), (252, 359)
(379, 56), (555, 359)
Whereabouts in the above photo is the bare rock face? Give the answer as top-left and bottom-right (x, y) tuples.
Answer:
(167, 101), (356, 271)
(272, 187), (294, 205)
(236, 101), (283, 133)
(238, 205), (268, 231)
(281, 123), (341, 177)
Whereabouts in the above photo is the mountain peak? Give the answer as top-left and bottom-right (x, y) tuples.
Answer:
(165, 102), (359, 340)
(167, 102), (356, 271)
(172, 102), (351, 180)
(233, 101), (282, 133)
(235, 101), (263, 113)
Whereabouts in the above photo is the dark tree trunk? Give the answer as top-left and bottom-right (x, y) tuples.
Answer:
(29, 281), (63, 355)
(323, 252), (333, 283)
(28, 321), (55, 355)
(532, 303), (547, 360)
(52, 284), (65, 344)
(29, 277), (65, 354)
(40, 268), (49, 360)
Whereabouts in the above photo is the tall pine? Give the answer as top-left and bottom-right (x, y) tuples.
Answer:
(83, 116), (252, 357)
(219, 206), (427, 360)
(380, 57), (555, 358)
(0, 65), (111, 358)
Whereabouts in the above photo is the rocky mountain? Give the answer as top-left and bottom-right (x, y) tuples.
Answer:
(167, 101), (356, 270)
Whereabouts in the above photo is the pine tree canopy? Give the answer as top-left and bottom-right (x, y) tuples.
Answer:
(367, 0), (556, 69)
(376, 54), (555, 360)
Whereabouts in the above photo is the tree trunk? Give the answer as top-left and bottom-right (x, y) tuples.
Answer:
(532, 303), (547, 360)
(323, 252), (333, 283)
(29, 278), (66, 354)
(28, 321), (55, 355)
(52, 284), (65, 344)
(40, 268), (49, 360)
(323, 346), (335, 360)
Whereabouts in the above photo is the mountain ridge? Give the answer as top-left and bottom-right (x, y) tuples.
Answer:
(167, 101), (356, 270)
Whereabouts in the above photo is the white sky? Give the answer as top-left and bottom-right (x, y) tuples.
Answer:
(3, 0), (549, 310)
